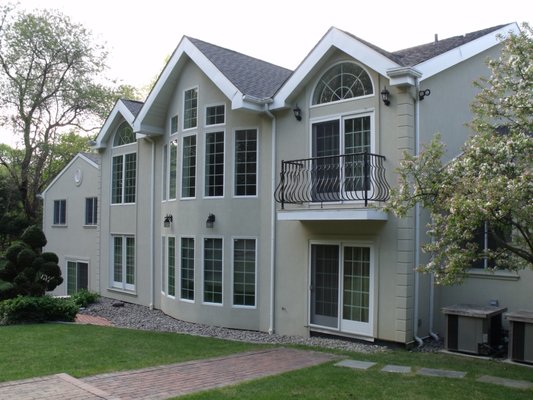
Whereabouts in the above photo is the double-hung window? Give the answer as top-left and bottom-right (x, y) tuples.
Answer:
(181, 134), (197, 198)
(53, 199), (66, 225)
(205, 131), (224, 197)
(234, 129), (257, 197)
(112, 235), (135, 291)
(184, 88), (198, 130)
(233, 239), (256, 307)
(203, 238), (223, 304)
(112, 153), (136, 204)
(85, 197), (97, 225)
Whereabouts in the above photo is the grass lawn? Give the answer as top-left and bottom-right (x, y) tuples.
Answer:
(0, 323), (266, 382)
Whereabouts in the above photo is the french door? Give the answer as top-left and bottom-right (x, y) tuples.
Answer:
(310, 243), (374, 337)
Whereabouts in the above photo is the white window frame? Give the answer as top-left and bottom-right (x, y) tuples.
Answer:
(111, 151), (137, 205)
(180, 132), (197, 200)
(202, 236), (224, 306)
(167, 236), (176, 298)
(111, 234), (136, 292)
(168, 137), (179, 200)
(170, 114), (179, 134)
(53, 199), (67, 225)
(205, 103), (226, 127)
(161, 236), (166, 295)
(66, 258), (90, 295)
(162, 144), (168, 202)
(204, 130), (225, 199)
(84, 197), (98, 226)
(179, 235), (196, 303)
(231, 237), (257, 309)
(233, 128), (259, 198)
(183, 86), (198, 131)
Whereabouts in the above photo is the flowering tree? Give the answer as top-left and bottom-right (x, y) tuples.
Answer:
(386, 23), (532, 285)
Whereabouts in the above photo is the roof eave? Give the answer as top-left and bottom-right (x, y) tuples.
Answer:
(94, 99), (137, 149)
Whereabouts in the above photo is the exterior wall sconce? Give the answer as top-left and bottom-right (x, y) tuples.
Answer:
(163, 214), (173, 228)
(419, 88), (431, 101)
(293, 105), (302, 121)
(380, 87), (390, 106)
(206, 213), (215, 228)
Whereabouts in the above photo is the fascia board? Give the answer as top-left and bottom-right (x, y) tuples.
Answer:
(418, 23), (520, 81)
(41, 153), (98, 196)
(94, 100), (136, 148)
(133, 37), (242, 133)
(272, 28), (400, 109)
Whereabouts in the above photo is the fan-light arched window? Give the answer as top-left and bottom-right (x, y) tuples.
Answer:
(313, 63), (373, 105)
(113, 122), (135, 147)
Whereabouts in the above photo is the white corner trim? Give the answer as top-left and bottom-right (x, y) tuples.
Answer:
(277, 208), (388, 221)
(418, 23), (520, 81)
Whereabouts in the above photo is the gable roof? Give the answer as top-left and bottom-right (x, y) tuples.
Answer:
(272, 23), (519, 109)
(93, 98), (142, 149)
(41, 152), (99, 196)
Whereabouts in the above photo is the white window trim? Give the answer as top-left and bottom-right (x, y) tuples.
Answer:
(111, 150), (137, 205)
(53, 199), (67, 226)
(110, 234), (136, 292)
(168, 137), (179, 201)
(162, 144), (168, 202)
(309, 60), (375, 108)
(204, 103), (226, 127)
(180, 132), (198, 200)
(170, 114), (179, 134)
(231, 236), (257, 309)
(232, 127), (259, 199)
(161, 236), (166, 295)
(65, 257), (90, 295)
(179, 235), (196, 303)
(201, 236), (224, 306)
(183, 86), (199, 132)
(84, 197), (98, 226)
(166, 235), (177, 299)
(203, 129), (226, 199)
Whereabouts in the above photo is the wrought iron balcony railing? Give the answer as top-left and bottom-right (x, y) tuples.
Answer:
(274, 152), (390, 209)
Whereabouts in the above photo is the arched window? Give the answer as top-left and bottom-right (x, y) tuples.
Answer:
(113, 122), (135, 146)
(312, 63), (373, 105)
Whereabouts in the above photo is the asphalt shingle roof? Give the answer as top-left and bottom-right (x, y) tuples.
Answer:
(121, 99), (144, 117)
(81, 152), (100, 165)
(187, 37), (293, 99)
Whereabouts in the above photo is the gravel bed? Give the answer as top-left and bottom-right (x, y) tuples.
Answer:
(80, 297), (387, 353)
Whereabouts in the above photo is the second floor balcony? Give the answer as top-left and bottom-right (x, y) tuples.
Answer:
(274, 152), (390, 212)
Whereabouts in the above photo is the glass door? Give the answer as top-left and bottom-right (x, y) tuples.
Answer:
(312, 120), (340, 201)
(310, 244), (339, 328)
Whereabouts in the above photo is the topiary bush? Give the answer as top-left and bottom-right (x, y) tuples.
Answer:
(0, 295), (79, 324)
(0, 225), (63, 301)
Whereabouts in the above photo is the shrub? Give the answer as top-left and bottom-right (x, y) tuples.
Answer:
(0, 296), (79, 324)
(71, 290), (100, 308)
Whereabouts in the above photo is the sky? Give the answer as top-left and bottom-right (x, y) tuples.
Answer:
(12, 0), (533, 89)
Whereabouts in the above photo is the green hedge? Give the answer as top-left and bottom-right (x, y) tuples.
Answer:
(0, 295), (79, 324)
(71, 289), (100, 308)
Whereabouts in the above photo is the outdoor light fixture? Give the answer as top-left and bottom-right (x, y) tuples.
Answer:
(380, 87), (391, 106)
(419, 88), (431, 101)
(163, 214), (173, 228)
(293, 105), (302, 121)
(206, 213), (216, 229)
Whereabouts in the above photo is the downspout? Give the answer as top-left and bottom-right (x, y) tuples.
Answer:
(413, 80), (424, 348)
(142, 136), (156, 310)
(265, 107), (277, 335)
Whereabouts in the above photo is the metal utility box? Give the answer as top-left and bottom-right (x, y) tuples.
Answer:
(506, 310), (533, 365)
(442, 304), (507, 355)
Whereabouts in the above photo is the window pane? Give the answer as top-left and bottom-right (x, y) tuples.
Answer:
(77, 262), (89, 291)
(124, 153), (136, 203)
(206, 105), (225, 125)
(162, 144), (168, 201)
(313, 63), (373, 105)
(205, 131), (224, 197)
(126, 237), (135, 285)
(113, 237), (123, 283)
(67, 261), (77, 295)
(184, 88), (198, 129)
(171, 115), (178, 133)
(113, 122), (135, 146)
(169, 140), (178, 199)
(53, 199), (66, 225)
(181, 237), (195, 300)
(168, 237), (176, 296)
(204, 238), (222, 303)
(112, 156), (123, 204)
(85, 197), (97, 225)
(182, 135), (196, 198)
(235, 130), (257, 196)
(233, 239), (256, 306)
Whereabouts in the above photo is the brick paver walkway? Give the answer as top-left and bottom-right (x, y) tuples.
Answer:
(75, 314), (113, 326)
(0, 348), (338, 400)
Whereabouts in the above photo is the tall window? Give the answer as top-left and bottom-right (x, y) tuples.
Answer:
(233, 239), (256, 307)
(168, 237), (176, 296)
(171, 115), (178, 134)
(204, 238), (223, 304)
(67, 261), (88, 295)
(206, 105), (225, 125)
(181, 237), (195, 301)
(113, 122), (136, 146)
(162, 144), (168, 201)
(312, 62), (373, 105)
(169, 139), (178, 199)
(112, 235), (135, 291)
(234, 129), (257, 197)
(112, 153), (136, 204)
(205, 131), (224, 197)
(85, 197), (98, 225)
(53, 199), (66, 225)
(181, 134), (196, 198)
(184, 88), (198, 129)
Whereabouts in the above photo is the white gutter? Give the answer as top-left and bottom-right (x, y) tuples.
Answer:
(264, 106), (277, 335)
(142, 136), (156, 310)
(413, 80), (423, 348)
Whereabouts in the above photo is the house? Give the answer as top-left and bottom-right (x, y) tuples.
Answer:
(44, 22), (532, 345)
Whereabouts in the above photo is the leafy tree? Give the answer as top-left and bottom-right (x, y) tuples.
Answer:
(0, 225), (63, 300)
(386, 23), (532, 285)
(0, 4), (116, 223)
